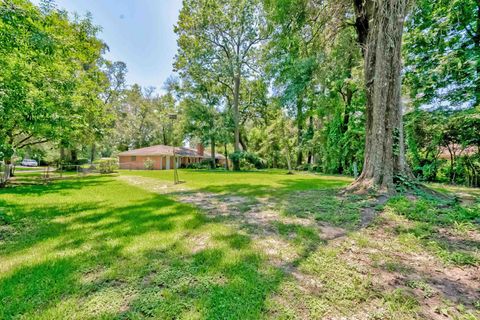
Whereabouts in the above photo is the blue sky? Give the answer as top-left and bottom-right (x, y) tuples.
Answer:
(34, 0), (183, 91)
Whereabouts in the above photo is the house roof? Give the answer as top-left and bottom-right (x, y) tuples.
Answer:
(118, 145), (226, 160)
(438, 144), (478, 160)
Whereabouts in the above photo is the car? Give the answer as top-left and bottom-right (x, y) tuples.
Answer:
(21, 159), (38, 167)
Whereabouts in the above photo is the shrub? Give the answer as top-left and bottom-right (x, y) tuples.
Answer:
(186, 162), (206, 169)
(75, 158), (89, 166)
(229, 152), (243, 166)
(244, 152), (266, 169)
(200, 159), (213, 166)
(229, 151), (266, 170)
(95, 158), (118, 174)
(186, 159), (216, 170)
(296, 164), (311, 171)
(144, 158), (154, 170)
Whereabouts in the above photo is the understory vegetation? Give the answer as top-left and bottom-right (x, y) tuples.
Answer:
(1, 171), (479, 319)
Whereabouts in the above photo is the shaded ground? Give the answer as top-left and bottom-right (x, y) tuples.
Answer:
(1, 170), (479, 319)
(120, 173), (480, 319)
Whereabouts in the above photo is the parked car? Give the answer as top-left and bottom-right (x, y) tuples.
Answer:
(21, 159), (38, 167)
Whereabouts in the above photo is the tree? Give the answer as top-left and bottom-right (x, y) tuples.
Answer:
(265, 0), (323, 167)
(181, 97), (223, 169)
(348, 0), (410, 193)
(175, 0), (268, 170)
(93, 60), (128, 159)
(111, 85), (181, 151)
(265, 109), (296, 173)
(403, 0), (480, 108)
(265, 0), (366, 173)
(0, 0), (110, 176)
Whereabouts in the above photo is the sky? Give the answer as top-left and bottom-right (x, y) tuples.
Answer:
(33, 0), (183, 92)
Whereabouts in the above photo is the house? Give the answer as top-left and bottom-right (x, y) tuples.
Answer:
(118, 144), (227, 170)
(438, 144), (479, 160)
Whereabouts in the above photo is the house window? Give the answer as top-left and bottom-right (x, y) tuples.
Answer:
(131, 156), (136, 161)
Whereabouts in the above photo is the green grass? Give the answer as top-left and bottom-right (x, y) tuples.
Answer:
(0, 175), (282, 319)
(121, 169), (352, 197)
(387, 196), (480, 266)
(1, 169), (479, 319)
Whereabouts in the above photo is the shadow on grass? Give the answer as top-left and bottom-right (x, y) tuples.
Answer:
(0, 175), (116, 196)
(124, 246), (283, 319)
(0, 258), (78, 318)
(0, 177), (286, 319)
(0, 200), (103, 255)
(198, 178), (349, 198)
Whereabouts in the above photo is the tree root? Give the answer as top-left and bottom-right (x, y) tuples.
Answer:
(343, 175), (455, 204)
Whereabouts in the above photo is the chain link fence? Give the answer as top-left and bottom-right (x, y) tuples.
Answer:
(0, 163), (104, 186)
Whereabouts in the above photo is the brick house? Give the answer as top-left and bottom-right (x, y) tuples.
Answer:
(118, 144), (226, 170)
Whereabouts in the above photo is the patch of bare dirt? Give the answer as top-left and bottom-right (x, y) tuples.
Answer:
(187, 233), (212, 254)
(179, 191), (350, 242)
(359, 194), (389, 228)
(178, 192), (245, 218)
(118, 175), (188, 194)
(436, 227), (480, 249)
(176, 191), (356, 276)
(81, 266), (108, 284)
(337, 216), (480, 319)
(254, 236), (300, 266)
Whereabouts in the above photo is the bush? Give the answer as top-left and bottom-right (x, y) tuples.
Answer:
(144, 158), (154, 170)
(229, 152), (243, 167)
(185, 159), (216, 170)
(244, 152), (266, 169)
(229, 151), (266, 170)
(75, 158), (89, 165)
(200, 159), (214, 166)
(95, 158), (118, 174)
(296, 164), (311, 171)
(186, 162), (206, 169)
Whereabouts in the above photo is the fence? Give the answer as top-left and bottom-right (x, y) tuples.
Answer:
(0, 164), (102, 187)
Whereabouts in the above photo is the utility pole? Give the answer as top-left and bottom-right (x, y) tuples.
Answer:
(169, 114), (179, 184)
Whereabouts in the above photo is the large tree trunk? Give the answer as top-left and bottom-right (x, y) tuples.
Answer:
(296, 100), (304, 167)
(239, 132), (248, 152)
(70, 149), (78, 163)
(210, 137), (216, 169)
(224, 144), (229, 170)
(307, 116), (314, 165)
(232, 72), (241, 171)
(349, 0), (409, 194)
(3, 158), (13, 182)
(90, 143), (96, 163)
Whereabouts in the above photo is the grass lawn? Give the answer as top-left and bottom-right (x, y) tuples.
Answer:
(1, 170), (479, 319)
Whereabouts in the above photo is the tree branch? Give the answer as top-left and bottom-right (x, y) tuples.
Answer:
(17, 139), (49, 149)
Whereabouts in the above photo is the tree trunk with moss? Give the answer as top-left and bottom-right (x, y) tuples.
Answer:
(349, 0), (410, 194)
